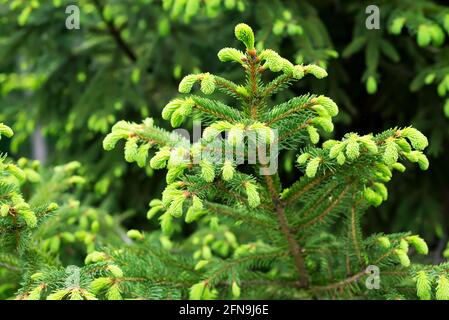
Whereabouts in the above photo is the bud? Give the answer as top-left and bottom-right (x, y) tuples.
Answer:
(359, 135), (378, 154)
(222, 160), (235, 181)
(1, 204), (9, 217)
(136, 143), (151, 168)
(194, 260), (209, 271)
(244, 182), (260, 208)
(395, 138), (411, 153)
(436, 275), (449, 300)
(236, 85), (250, 97)
(373, 182), (388, 201)
(363, 187), (382, 207)
(272, 20), (285, 35)
(292, 65), (304, 79)
(103, 131), (127, 151)
(6, 164), (26, 182)
(200, 160), (215, 182)
(70, 289), (83, 300)
(0, 123), (14, 138)
(403, 151), (420, 163)
(444, 14), (449, 34)
(162, 99), (183, 120)
(311, 104), (330, 119)
(46, 202), (59, 212)
(167, 194), (186, 218)
(417, 153), (429, 171)
(178, 74), (197, 93)
(400, 127), (428, 150)
(424, 73), (435, 85)
(27, 285), (43, 300)
(305, 157), (321, 178)
(234, 23), (255, 50)
(30, 272), (45, 281)
(297, 153), (311, 165)
(91, 220), (100, 233)
(90, 277), (113, 293)
(124, 137), (139, 163)
(377, 236), (391, 248)
(60, 232), (75, 243)
(366, 76), (377, 94)
(189, 281), (207, 300)
(127, 229), (144, 240)
(345, 138), (360, 160)
(304, 64), (328, 79)
(314, 96), (339, 117)
(107, 264), (124, 278)
(185, 200), (205, 223)
(20, 210), (37, 228)
(415, 270), (431, 300)
(389, 17), (406, 35)
(383, 140), (399, 165)
(438, 81), (447, 97)
(231, 281), (241, 298)
(392, 162), (406, 172)
(336, 152), (346, 165)
(200, 73), (216, 95)
(399, 239), (409, 252)
(81, 290), (98, 300)
(323, 140), (338, 149)
(417, 25), (431, 47)
(217, 47), (245, 64)
(429, 25), (445, 47)
(47, 289), (70, 300)
(329, 142), (345, 159)
(311, 117), (333, 132)
(395, 249), (410, 267)
(150, 147), (171, 169)
(107, 284), (122, 300)
(260, 49), (283, 72)
(406, 235), (428, 254)
(307, 126), (320, 144)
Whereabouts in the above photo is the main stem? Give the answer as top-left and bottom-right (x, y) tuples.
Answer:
(247, 50), (259, 119)
(260, 165), (310, 287)
(276, 199), (310, 286)
(249, 54), (309, 287)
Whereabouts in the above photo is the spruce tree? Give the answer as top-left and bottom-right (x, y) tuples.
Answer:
(1, 2), (449, 300)
(86, 23), (446, 299)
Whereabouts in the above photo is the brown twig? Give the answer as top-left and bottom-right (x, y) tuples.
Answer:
(92, 0), (137, 62)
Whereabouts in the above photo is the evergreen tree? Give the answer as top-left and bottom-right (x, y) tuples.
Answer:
(1, 1), (449, 300)
(50, 23), (443, 300)
(0, 123), (122, 299)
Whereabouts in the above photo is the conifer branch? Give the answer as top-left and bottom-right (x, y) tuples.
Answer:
(299, 183), (353, 230)
(92, 0), (137, 62)
(203, 250), (287, 287)
(204, 202), (274, 229)
(213, 76), (246, 100)
(262, 74), (294, 97)
(311, 270), (367, 292)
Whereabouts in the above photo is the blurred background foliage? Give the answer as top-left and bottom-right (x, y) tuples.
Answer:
(0, 0), (448, 257)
